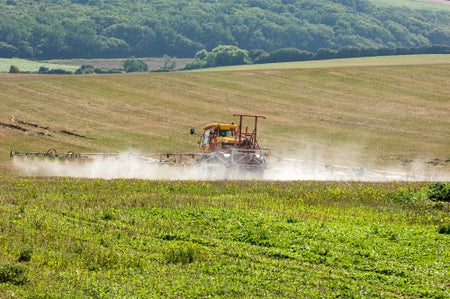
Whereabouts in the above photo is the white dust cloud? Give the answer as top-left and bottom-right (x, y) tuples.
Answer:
(12, 151), (449, 181)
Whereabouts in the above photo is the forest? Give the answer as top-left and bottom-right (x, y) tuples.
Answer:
(1, 0), (449, 60)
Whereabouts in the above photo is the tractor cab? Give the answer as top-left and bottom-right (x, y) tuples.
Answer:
(200, 123), (237, 153)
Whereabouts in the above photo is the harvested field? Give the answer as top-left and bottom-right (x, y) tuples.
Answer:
(1, 55), (449, 179)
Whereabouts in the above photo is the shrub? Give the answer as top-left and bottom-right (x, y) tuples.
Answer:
(391, 187), (442, 210)
(163, 242), (198, 264)
(438, 224), (450, 234)
(38, 66), (49, 74)
(46, 69), (72, 74)
(427, 182), (450, 202)
(261, 48), (313, 63)
(0, 263), (28, 285)
(94, 67), (122, 74)
(183, 58), (205, 70)
(38, 67), (72, 74)
(9, 65), (20, 73)
(18, 247), (33, 262)
(75, 65), (95, 74)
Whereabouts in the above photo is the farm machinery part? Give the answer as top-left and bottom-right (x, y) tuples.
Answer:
(10, 114), (270, 171)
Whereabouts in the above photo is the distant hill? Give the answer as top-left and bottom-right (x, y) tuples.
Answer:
(0, 0), (449, 59)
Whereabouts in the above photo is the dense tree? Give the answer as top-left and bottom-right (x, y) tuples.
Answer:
(258, 47), (313, 63)
(211, 45), (249, 66)
(0, 0), (449, 59)
(185, 45), (249, 69)
(248, 49), (269, 62)
(184, 43), (450, 70)
(123, 58), (148, 72)
(159, 55), (177, 71)
(104, 24), (156, 56)
(0, 42), (17, 57)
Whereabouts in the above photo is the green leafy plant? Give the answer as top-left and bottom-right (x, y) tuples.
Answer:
(17, 247), (33, 262)
(163, 242), (199, 264)
(438, 224), (450, 234)
(0, 263), (28, 285)
(427, 182), (450, 202)
(0, 178), (449, 297)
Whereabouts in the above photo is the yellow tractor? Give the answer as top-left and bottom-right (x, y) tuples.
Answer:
(191, 114), (268, 169)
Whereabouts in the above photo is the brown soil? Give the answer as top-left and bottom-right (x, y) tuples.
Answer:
(58, 58), (191, 71)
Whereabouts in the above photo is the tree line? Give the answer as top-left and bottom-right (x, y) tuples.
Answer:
(1, 0), (449, 60)
(185, 44), (450, 69)
(8, 44), (449, 74)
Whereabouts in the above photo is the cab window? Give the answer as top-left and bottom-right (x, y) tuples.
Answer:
(219, 130), (234, 137)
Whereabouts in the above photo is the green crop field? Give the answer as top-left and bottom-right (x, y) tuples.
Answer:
(1, 178), (449, 298)
(0, 58), (79, 73)
(0, 55), (449, 297)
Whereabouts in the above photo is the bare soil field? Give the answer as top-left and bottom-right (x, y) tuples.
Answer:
(52, 58), (192, 71)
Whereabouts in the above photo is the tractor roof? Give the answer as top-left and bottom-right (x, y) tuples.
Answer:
(202, 123), (237, 131)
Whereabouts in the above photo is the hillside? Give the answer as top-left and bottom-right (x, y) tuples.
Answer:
(1, 55), (449, 178)
(0, 0), (449, 59)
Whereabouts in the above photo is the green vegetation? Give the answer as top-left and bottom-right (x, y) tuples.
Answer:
(0, 0), (449, 59)
(187, 44), (450, 70)
(123, 58), (149, 73)
(8, 65), (19, 73)
(0, 263), (28, 285)
(0, 178), (449, 297)
(186, 45), (250, 69)
(0, 58), (79, 73)
(427, 182), (450, 202)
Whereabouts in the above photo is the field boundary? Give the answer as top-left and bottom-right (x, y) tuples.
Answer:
(2, 54), (450, 74)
